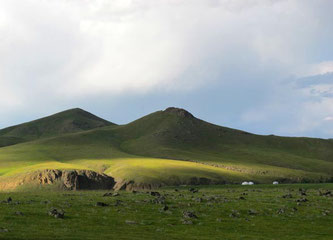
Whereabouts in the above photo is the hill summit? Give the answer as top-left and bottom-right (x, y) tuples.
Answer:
(164, 107), (194, 118)
(0, 108), (113, 147)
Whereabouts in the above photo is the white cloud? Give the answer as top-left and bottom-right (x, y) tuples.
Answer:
(296, 61), (333, 77)
(0, 0), (327, 99)
(1, 0), (333, 137)
(324, 116), (333, 121)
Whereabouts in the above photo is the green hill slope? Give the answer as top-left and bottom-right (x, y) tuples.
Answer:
(0, 108), (114, 147)
(0, 107), (332, 191)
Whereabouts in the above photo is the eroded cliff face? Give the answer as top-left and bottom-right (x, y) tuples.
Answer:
(0, 169), (225, 191)
(0, 169), (115, 191)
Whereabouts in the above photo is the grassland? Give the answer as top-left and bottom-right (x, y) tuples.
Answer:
(0, 184), (332, 240)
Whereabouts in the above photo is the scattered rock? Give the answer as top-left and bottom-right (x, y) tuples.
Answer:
(319, 190), (332, 197)
(296, 198), (308, 203)
(114, 200), (123, 206)
(322, 210), (330, 216)
(181, 219), (193, 225)
(277, 208), (285, 214)
(189, 188), (198, 193)
(103, 192), (113, 197)
(48, 208), (64, 219)
(0, 228), (9, 233)
(160, 205), (169, 211)
(125, 220), (137, 224)
(183, 211), (198, 219)
(151, 196), (165, 204)
(282, 194), (293, 199)
(299, 188), (307, 196)
(239, 196), (246, 200)
(150, 192), (161, 197)
(96, 202), (109, 207)
(229, 210), (240, 218)
(248, 209), (257, 215)
(14, 211), (24, 216)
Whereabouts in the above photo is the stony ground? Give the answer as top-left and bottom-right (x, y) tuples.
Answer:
(0, 183), (332, 240)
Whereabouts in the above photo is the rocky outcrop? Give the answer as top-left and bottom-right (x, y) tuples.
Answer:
(0, 169), (115, 191)
(164, 107), (194, 118)
(38, 169), (115, 190)
(113, 179), (163, 191)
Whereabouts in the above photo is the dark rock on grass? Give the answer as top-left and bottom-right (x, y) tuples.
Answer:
(160, 205), (169, 211)
(0, 228), (9, 233)
(14, 211), (24, 216)
(125, 220), (137, 224)
(114, 200), (123, 206)
(103, 192), (113, 197)
(48, 208), (64, 219)
(241, 192), (248, 196)
(296, 198), (308, 203)
(96, 202), (109, 207)
(181, 219), (193, 225)
(277, 208), (285, 214)
(183, 211), (198, 219)
(151, 196), (165, 204)
(103, 192), (120, 197)
(292, 207), (298, 212)
(299, 188), (307, 196)
(319, 190), (332, 197)
(229, 210), (240, 218)
(174, 189), (179, 192)
(282, 193), (293, 198)
(239, 196), (246, 200)
(150, 192), (161, 197)
(322, 210), (330, 216)
(248, 209), (258, 215)
(189, 188), (198, 193)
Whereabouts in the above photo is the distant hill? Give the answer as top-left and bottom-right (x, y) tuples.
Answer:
(0, 107), (332, 191)
(0, 108), (114, 147)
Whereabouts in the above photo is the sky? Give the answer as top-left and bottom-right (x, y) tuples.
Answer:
(0, 0), (333, 138)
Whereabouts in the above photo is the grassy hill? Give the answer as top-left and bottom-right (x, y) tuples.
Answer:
(0, 108), (114, 148)
(0, 107), (332, 191)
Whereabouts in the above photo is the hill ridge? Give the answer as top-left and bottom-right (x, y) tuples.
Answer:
(0, 108), (114, 147)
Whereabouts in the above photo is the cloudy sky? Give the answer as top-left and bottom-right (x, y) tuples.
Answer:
(1, 0), (333, 138)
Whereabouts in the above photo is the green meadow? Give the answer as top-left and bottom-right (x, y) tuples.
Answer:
(0, 108), (332, 239)
(0, 184), (332, 240)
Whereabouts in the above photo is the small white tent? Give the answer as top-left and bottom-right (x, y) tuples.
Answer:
(248, 181), (254, 185)
(273, 181), (279, 185)
(241, 182), (249, 185)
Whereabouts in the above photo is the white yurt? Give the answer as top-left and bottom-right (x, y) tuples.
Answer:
(273, 181), (279, 185)
(241, 182), (249, 185)
(248, 181), (254, 185)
